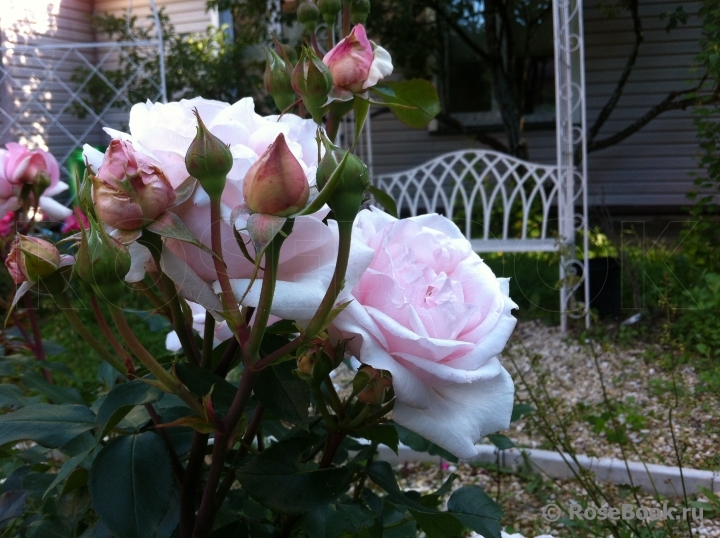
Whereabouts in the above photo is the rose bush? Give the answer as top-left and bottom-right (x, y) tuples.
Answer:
(332, 208), (518, 459)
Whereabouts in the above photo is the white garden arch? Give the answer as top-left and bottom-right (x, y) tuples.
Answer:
(374, 0), (590, 331)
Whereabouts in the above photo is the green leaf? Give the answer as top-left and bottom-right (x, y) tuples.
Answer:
(175, 362), (238, 415)
(254, 360), (311, 429)
(89, 432), (180, 538)
(353, 97), (371, 146)
(352, 424), (399, 454)
(510, 403), (535, 422)
(40, 340), (67, 356)
(0, 384), (39, 409)
(21, 371), (85, 405)
(367, 186), (398, 218)
(447, 486), (503, 538)
(0, 491), (27, 524)
(0, 404), (96, 448)
(302, 503), (382, 538)
(394, 424), (458, 462)
(486, 433), (515, 450)
(366, 461), (436, 514)
(237, 438), (356, 514)
(43, 448), (93, 498)
(95, 380), (163, 438)
(410, 511), (465, 538)
(146, 211), (218, 259)
(370, 80), (440, 128)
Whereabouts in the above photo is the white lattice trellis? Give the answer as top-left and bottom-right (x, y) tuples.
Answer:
(0, 0), (167, 186)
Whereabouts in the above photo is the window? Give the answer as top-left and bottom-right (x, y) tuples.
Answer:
(441, 3), (555, 129)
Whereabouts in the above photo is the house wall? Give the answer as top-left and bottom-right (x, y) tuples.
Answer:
(369, 0), (704, 208)
(0, 0), (214, 182)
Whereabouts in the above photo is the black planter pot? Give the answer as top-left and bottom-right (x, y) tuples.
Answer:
(580, 257), (622, 319)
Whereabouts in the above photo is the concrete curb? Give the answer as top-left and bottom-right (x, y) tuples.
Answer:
(375, 444), (720, 497)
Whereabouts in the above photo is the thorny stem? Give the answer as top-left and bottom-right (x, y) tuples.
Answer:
(210, 197), (242, 331)
(109, 305), (204, 417)
(53, 293), (126, 373)
(180, 432), (209, 538)
(319, 432), (346, 468)
(22, 295), (53, 383)
(201, 310), (215, 369)
(89, 295), (135, 374)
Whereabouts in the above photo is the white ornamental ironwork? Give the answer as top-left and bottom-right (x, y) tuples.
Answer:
(0, 0), (167, 185)
(373, 0), (590, 330)
(554, 0), (590, 330)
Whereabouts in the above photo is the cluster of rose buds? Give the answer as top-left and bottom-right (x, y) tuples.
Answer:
(264, 23), (393, 121)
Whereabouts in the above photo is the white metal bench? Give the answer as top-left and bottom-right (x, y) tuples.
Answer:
(373, 149), (589, 328)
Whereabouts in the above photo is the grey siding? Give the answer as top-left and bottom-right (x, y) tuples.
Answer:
(369, 0), (704, 208)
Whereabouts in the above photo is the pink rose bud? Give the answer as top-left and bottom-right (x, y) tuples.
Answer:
(264, 48), (297, 113)
(243, 133), (310, 216)
(297, 0), (320, 32)
(354, 366), (392, 406)
(185, 110), (233, 199)
(323, 25), (393, 93)
(92, 140), (176, 231)
(292, 47), (334, 124)
(350, 0), (370, 24)
(5, 235), (61, 284)
(2, 143), (60, 189)
(323, 25), (374, 93)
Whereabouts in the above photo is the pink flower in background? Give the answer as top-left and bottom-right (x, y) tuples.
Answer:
(92, 140), (176, 231)
(61, 211), (89, 234)
(0, 211), (15, 237)
(331, 208), (518, 459)
(0, 144), (72, 221)
(323, 24), (393, 93)
(1, 142), (60, 187)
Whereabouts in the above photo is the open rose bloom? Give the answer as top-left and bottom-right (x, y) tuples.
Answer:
(333, 208), (518, 458)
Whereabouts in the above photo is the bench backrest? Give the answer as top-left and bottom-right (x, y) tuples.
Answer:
(373, 150), (562, 253)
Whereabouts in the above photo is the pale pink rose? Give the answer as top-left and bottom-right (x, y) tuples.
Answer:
(323, 24), (393, 93)
(92, 140), (176, 231)
(83, 97), (341, 318)
(331, 208), (518, 459)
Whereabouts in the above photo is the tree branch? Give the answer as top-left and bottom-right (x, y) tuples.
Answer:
(588, 0), (643, 143)
(427, 0), (491, 63)
(588, 83), (720, 153)
(435, 111), (510, 153)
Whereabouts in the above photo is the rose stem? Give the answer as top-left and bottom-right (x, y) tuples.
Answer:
(319, 431), (347, 468)
(89, 294), (135, 374)
(342, 0), (351, 37)
(139, 231), (201, 365)
(180, 432), (210, 538)
(201, 310), (215, 369)
(209, 197), (243, 333)
(251, 218), (354, 372)
(23, 295), (53, 383)
(213, 404), (265, 513)
(108, 304), (205, 417)
(51, 292), (126, 373)
(193, 228), (287, 537)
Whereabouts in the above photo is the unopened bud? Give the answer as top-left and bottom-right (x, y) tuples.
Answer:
(75, 217), (131, 302)
(291, 47), (334, 124)
(316, 133), (368, 221)
(297, 352), (316, 376)
(5, 235), (61, 284)
(355, 366), (392, 405)
(264, 48), (297, 113)
(317, 0), (342, 26)
(243, 133), (310, 216)
(297, 1), (320, 33)
(185, 110), (233, 199)
(350, 0), (370, 24)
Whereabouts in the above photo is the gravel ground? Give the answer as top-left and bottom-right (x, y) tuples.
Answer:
(355, 320), (720, 537)
(504, 320), (720, 471)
